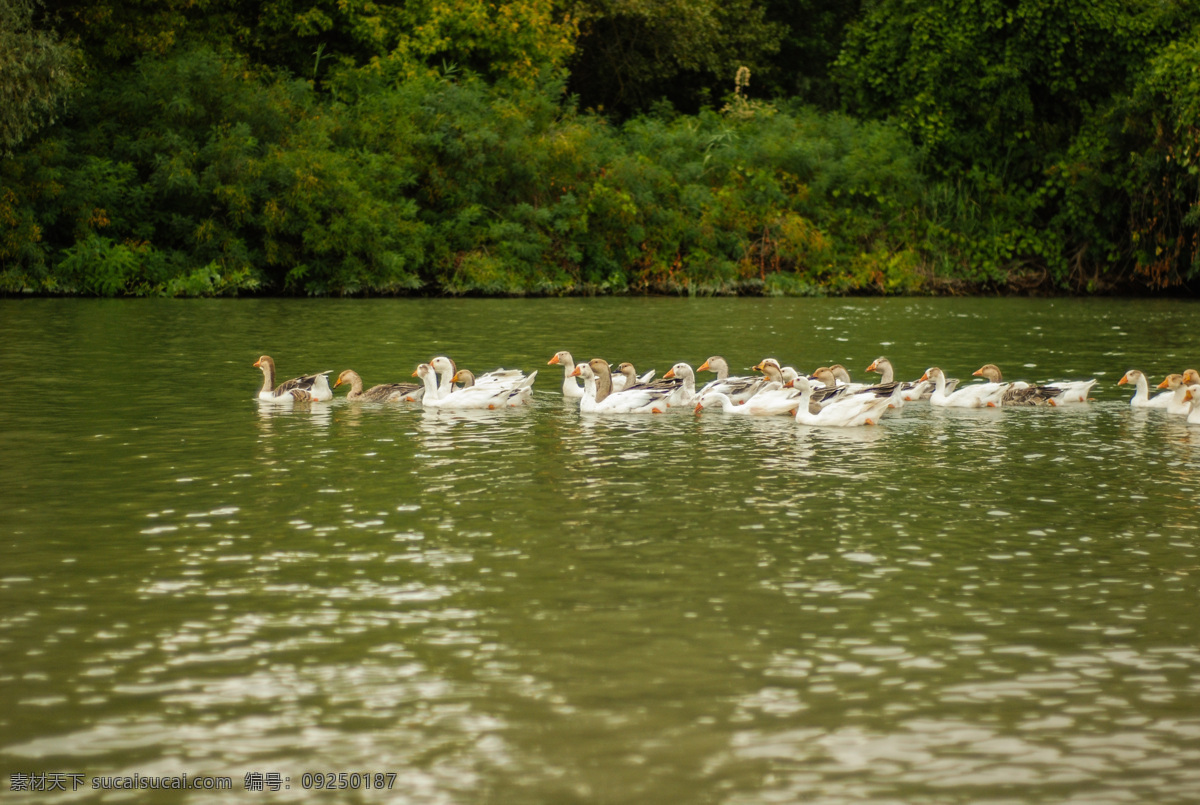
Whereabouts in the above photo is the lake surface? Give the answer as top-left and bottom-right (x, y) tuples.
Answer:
(2, 297), (1199, 803)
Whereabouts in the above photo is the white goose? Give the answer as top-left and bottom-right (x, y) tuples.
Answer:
(548, 351), (585, 398)
(1156, 373), (1195, 416)
(698, 356), (763, 403)
(453, 368), (536, 406)
(572, 359), (672, 414)
(661, 362), (700, 407)
(1117, 370), (1172, 408)
(1184, 386), (1200, 425)
(788, 376), (893, 427)
(865, 357), (949, 401)
(412, 364), (531, 409)
(431, 356), (529, 400)
(254, 356), (332, 402)
(921, 367), (1007, 408)
(548, 351), (640, 398)
(694, 391), (800, 417)
(1040, 370), (1098, 406)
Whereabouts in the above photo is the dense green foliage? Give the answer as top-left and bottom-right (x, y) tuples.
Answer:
(1, 0), (78, 152)
(1, 0), (1197, 295)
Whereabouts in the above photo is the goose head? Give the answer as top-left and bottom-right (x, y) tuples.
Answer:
(1117, 369), (1143, 386)
(1157, 373), (1184, 390)
(754, 358), (783, 384)
(663, 362), (693, 381)
(973, 364), (1003, 382)
(452, 369), (476, 388)
(698, 356), (728, 377)
(548, 351), (573, 367)
(412, 363), (435, 380)
(829, 364), (852, 384)
(430, 356), (457, 377)
(786, 375), (814, 393)
(919, 367), (943, 383)
(1184, 369), (1200, 386)
(617, 362), (640, 385)
(811, 367), (837, 387)
(334, 369), (362, 391)
(866, 357), (890, 374)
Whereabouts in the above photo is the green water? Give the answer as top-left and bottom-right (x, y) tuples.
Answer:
(2, 297), (1199, 804)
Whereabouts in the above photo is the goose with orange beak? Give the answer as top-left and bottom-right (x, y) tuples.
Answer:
(697, 356), (763, 403)
(334, 370), (421, 403)
(1183, 385), (1200, 424)
(867, 356), (955, 401)
(661, 363), (699, 407)
(971, 364), (1061, 406)
(549, 351), (640, 398)
(411, 364), (532, 409)
(1117, 369), (1172, 408)
(787, 375), (893, 427)
(920, 366), (1006, 408)
(1155, 373), (1194, 416)
(571, 359), (672, 414)
(253, 355), (332, 402)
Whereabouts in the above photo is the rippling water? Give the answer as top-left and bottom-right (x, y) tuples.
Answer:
(2, 297), (1200, 803)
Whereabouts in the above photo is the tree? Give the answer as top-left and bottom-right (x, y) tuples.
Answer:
(0, 0), (78, 151)
(563, 0), (783, 116)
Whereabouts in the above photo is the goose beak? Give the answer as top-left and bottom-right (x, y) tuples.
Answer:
(253, 359), (262, 368)
(569, 366), (581, 377)
(334, 379), (343, 388)
(693, 403), (703, 415)
(1157, 378), (1170, 389)
(698, 360), (710, 372)
(548, 355), (560, 365)
(866, 360), (878, 372)
(1117, 376), (1128, 385)
(664, 368), (676, 379)
(411, 368), (419, 377)
(1186, 389), (1195, 402)
(972, 368), (983, 377)
(919, 371), (930, 382)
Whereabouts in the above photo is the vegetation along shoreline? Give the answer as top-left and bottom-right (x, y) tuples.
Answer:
(3, 0), (1198, 298)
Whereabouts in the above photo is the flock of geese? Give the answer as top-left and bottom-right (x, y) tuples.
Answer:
(253, 354), (1200, 428)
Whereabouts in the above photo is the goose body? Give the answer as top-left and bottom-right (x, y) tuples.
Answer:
(922, 367), (1006, 408)
(661, 363), (700, 407)
(694, 391), (800, 417)
(1184, 386), (1200, 425)
(454, 368), (536, 406)
(573, 359), (672, 414)
(254, 356), (332, 402)
(1117, 370), (1170, 408)
(866, 357), (951, 401)
(698, 356), (764, 403)
(334, 370), (421, 402)
(1157, 373), (1194, 416)
(413, 364), (532, 409)
(972, 364), (1061, 406)
(788, 376), (893, 427)
(430, 356), (531, 401)
(616, 362), (669, 393)
(549, 351), (638, 397)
